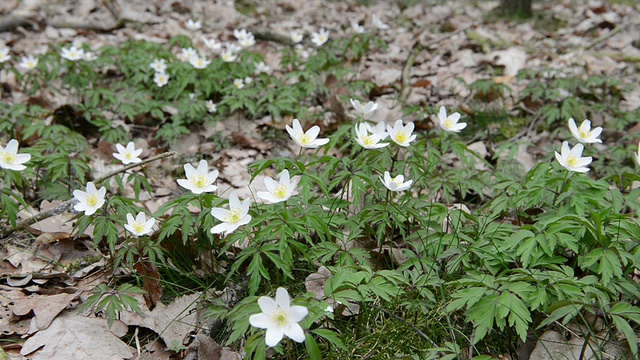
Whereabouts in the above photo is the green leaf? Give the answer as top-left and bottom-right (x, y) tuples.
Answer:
(310, 329), (346, 350)
(305, 333), (322, 360)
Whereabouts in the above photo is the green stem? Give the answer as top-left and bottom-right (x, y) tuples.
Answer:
(553, 171), (571, 206)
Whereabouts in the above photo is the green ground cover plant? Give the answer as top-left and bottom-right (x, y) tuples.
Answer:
(1, 14), (639, 360)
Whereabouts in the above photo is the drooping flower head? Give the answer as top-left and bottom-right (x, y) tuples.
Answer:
(350, 98), (379, 117)
(177, 160), (219, 194)
(437, 106), (466, 133)
(555, 141), (592, 173)
(73, 182), (107, 216)
(311, 28), (329, 47)
(568, 118), (602, 144)
(354, 123), (389, 149)
(0, 139), (31, 171)
(83, 52), (97, 61)
(380, 171), (412, 192)
(286, 119), (329, 149)
(249, 287), (308, 347)
(387, 119), (416, 147)
(113, 142), (143, 165)
(210, 191), (252, 236)
(124, 212), (156, 237)
(257, 169), (298, 203)
(635, 141), (640, 167)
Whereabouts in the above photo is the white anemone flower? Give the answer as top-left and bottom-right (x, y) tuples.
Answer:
(83, 51), (97, 61)
(290, 31), (303, 44)
(203, 38), (222, 51)
(568, 118), (602, 144)
(372, 14), (389, 30)
(249, 287), (308, 347)
(286, 119), (329, 149)
(0, 139), (31, 171)
(221, 49), (237, 62)
(350, 98), (379, 116)
(380, 171), (412, 192)
(61, 46), (85, 61)
(18, 55), (38, 71)
(185, 19), (202, 31)
(189, 55), (211, 69)
(635, 141), (640, 167)
(113, 142), (143, 165)
(233, 28), (251, 41)
(387, 119), (417, 147)
(239, 35), (256, 48)
(351, 22), (365, 34)
(124, 212), (156, 237)
(179, 47), (198, 62)
(254, 61), (270, 74)
(257, 169), (298, 203)
(233, 78), (245, 89)
(177, 160), (219, 194)
(311, 28), (329, 47)
(150, 58), (167, 73)
(437, 106), (467, 132)
(354, 123), (389, 149)
(206, 100), (217, 113)
(294, 45), (310, 59)
(73, 182), (107, 216)
(153, 72), (169, 87)
(210, 192), (252, 236)
(364, 122), (388, 140)
(555, 141), (592, 173)
(0, 47), (10, 63)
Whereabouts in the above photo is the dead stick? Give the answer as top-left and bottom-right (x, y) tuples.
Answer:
(0, 151), (177, 239)
(399, 24), (474, 104)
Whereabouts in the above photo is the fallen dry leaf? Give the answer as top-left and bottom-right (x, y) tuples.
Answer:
(20, 312), (132, 360)
(120, 293), (200, 349)
(11, 292), (78, 333)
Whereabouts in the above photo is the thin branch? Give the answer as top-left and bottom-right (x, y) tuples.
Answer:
(0, 151), (177, 240)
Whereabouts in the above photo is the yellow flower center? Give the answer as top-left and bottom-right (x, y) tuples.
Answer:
(566, 155), (577, 167)
(394, 131), (407, 143)
(27, 61), (36, 68)
(318, 35), (326, 43)
(223, 209), (242, 223)
(191, 175), (206, 188)
(132, 222), (146, 234)
(360, 135), (376, 146)
(578, 130), (588, 139)
(271, 184), (288, 198)
(1, 152), (15, 164)
(270, 309), (288, 327)
(123, 152), (133, 160)
(296, 134), (311, 145)
(86, 194), (98, 207)
(444, 119), (454, 129)
(392, 177), (402, 187)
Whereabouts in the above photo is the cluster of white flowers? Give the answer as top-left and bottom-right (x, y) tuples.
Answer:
(555, 118), (602, 173)
(60, 45), (96, 62)
(150, 58), (169, 87)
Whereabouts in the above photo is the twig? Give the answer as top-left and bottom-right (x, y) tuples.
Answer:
(399, 24), (474, 104)
(0, 151), (177, 240)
